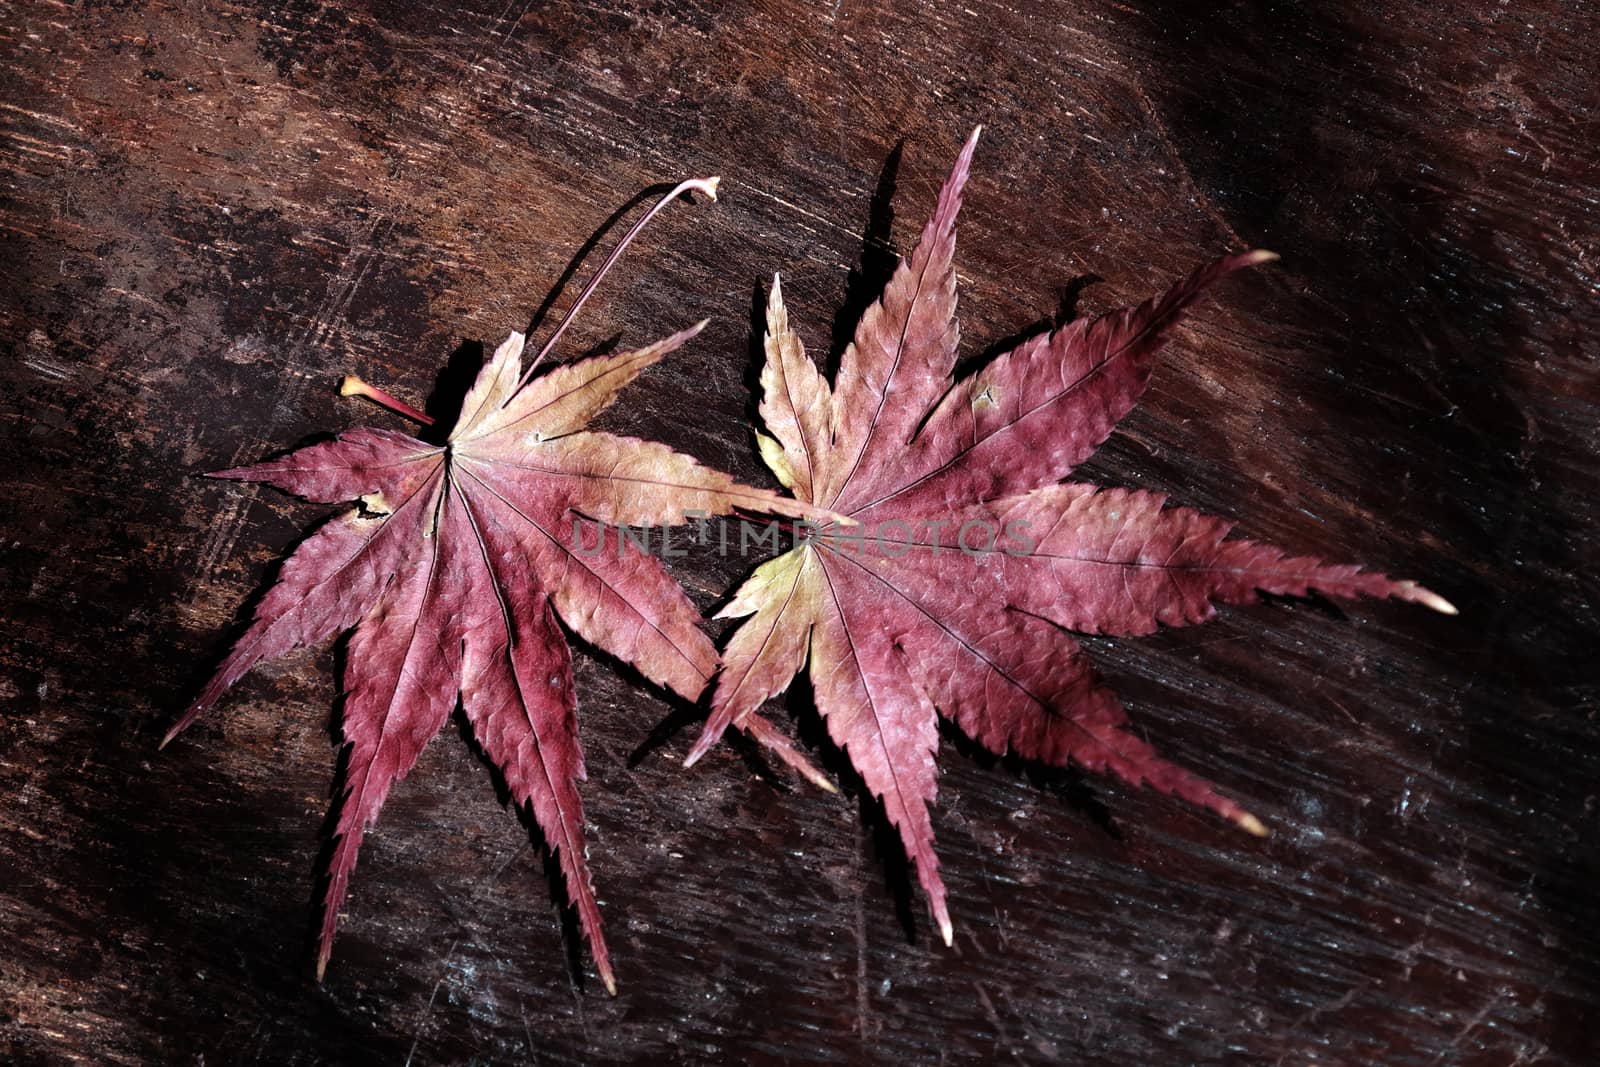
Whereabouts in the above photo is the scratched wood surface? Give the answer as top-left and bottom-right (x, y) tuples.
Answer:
(3, 0), (1597, 1063)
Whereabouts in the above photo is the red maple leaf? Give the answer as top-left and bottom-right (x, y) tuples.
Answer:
(684, 129), (1455, 944)
(166, 180), (835, 992)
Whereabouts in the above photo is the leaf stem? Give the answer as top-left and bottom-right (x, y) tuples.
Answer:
(339, 375), (436, 426)
(510, 176), (720, 394)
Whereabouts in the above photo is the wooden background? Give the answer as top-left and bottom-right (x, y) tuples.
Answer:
(3, 0), (1596, 1063)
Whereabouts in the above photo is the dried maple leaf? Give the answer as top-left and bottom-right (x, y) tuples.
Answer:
(165, 180), (837, 993)
(684, 129), (1455, 944)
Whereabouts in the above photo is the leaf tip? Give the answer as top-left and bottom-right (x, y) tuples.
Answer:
(315, 955), (328, 983)
(1236, 812), (1269, 838)
(159, 710), (196, 749)
(786, 752), (837, 793)
(938, 916), (954, 947)
(1408, 584), (1458, 615)
(1240, 249), (1279, 267)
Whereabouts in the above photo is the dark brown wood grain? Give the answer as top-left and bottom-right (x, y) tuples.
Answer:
(3, 1), (1596, 1063)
